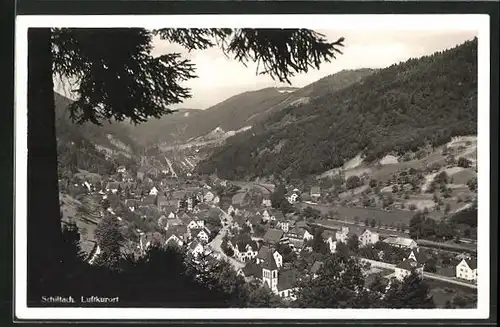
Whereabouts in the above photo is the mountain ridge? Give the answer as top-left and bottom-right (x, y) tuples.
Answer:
(197, 38), (478, 182)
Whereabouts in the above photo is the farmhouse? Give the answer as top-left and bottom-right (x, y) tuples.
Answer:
(358, 229), (380, 247)
(456, 258), (477, 282)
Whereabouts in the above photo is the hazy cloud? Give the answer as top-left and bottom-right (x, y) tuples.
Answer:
(54, 28), (477, 109)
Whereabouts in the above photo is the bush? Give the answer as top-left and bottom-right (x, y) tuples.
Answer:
(346, 175), (362, 190)
(457, 157), (472, 168)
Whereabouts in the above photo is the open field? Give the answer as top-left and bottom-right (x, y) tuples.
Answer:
(298, 203), (416, 226)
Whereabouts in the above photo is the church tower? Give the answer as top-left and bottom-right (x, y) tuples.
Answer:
(261, 251), (279, 294)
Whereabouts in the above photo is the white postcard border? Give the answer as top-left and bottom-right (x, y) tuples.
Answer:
(14, 14), (490, 320)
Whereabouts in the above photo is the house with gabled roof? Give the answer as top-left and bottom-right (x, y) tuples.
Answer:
(168, 225), (189, 241)
(190, 226), (211, 243)
(395, 258), (424, 281)
(359, 229), (380, 247)
(187, 218), (205, 231)
(407, 248), (428, 267)
(276, 219), (295, 233)
(238, 260), (262, 282)
(188, 240), (204, 258)
(287, 226), (313, 242)
(164, 232), (184, 248)
(230, 235), (259, 263)
(149, 186), (160, 196)
(456, 258), (477, 282)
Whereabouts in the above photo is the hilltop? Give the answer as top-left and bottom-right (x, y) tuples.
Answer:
(197, 38), (477, 181)
(126, 69), (375, 147)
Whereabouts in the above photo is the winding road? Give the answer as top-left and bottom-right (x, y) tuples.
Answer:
(208, 206), (245, 271)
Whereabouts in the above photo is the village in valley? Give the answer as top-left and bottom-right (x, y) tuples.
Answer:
(59, 141), (478, 307)
(49, 33), (480, 309)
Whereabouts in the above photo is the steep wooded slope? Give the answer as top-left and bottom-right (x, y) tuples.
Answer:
(197, 39), (477, 181)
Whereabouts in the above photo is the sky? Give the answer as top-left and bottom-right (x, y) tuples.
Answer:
(54, 29), (477, 110)
(151, 29), (477, 109)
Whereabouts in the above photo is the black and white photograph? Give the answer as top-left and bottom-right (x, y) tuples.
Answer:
(14, 14), (490, 320)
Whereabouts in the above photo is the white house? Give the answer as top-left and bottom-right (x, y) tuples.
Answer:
(231, 240), (259, 263)
(287, 193), (300, 204)
(358, 229), (380, 247)
(117, 166), (126, 173)
(335, 226), (350, 243)
(262, 210), (271, 221)
(194, 228), (210, 243)
(256, 246), (283, 268)
(189, 241), (204, 258)
(213, 196), (220, 204)
(187, 219), (205, 231)
(456, 258), (477, 282)
(149, 186), (159, 196)
(167, 211), (177, 219)
(395, 259), (424, 281)
(382, 236), (418, 249)
(165, 233), (184, 248)
(326, 236), (337, 253)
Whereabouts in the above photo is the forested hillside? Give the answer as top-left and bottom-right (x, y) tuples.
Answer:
(55, 92), (139, 176)
(197, 38), (477, 181)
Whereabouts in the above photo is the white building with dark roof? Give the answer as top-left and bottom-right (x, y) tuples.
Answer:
(456, 258), (477, 282)
(395, 258), (424, 281)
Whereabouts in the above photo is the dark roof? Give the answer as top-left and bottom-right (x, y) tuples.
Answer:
(262, 250), (278, 270)
(233, 215), (248, 226)
(263, 229), (284, 244)
(189, 240), (201, 250)
(169, 225), (187, 235)
(277, 269), (298, 291)
(465, 258), (478, 270)
(257, 245), (271, 260)
(408, 249), (428, 264)
(242, 261), (262, 278)
(272, 211), (285, 221)
(396, 259), (422, 270)
(310, 261), (324, 274)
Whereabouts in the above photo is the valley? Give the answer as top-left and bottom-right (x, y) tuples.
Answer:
(54, 37), (479, 309)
